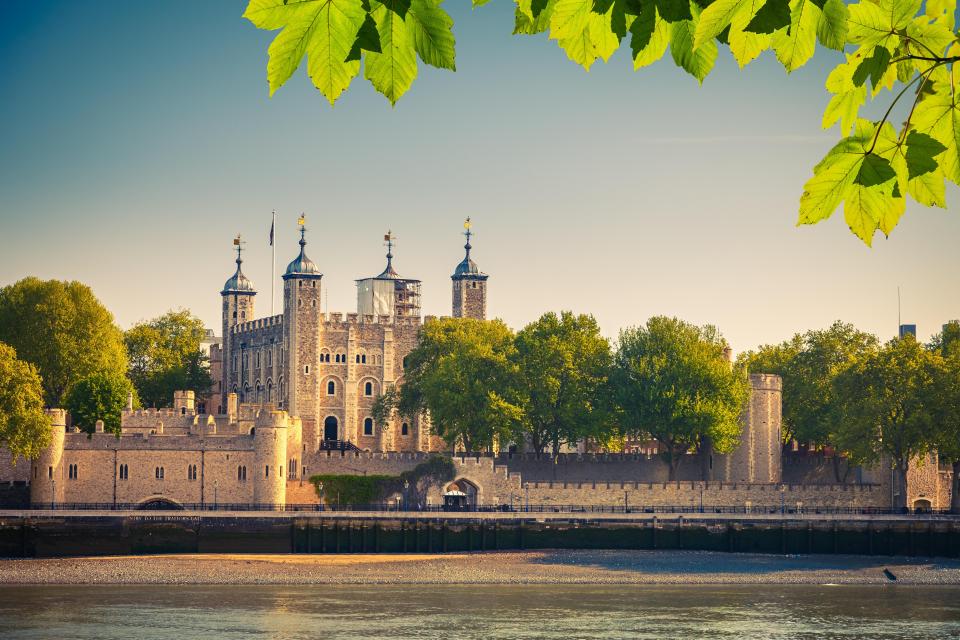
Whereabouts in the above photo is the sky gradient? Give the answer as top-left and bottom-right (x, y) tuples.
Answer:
(0, 0), (957, 353)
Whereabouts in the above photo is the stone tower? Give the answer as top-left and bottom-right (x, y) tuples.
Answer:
(30, 409), (66, 507)
(451, 217), (488, 320)
(282, 218), (323, 451)
(723, 373), (783, 483)
(221, 236), (256, 406)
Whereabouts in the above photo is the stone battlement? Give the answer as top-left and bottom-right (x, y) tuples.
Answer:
(323, 312), (422, 328)
(62, 431), (255, 452)
(232, 314), (284, 334)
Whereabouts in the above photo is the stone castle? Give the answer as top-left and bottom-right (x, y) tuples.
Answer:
(0, 220), (953, 511)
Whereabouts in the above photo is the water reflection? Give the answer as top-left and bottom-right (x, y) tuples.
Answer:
(1, 585), (958, 639)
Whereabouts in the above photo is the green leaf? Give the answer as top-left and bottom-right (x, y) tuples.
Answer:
(694, 0), (748, 50)
(847, 0), (919, 50)
(745, 0), (790, 34)
(912, 84), (960, 184)
(822, 57), (867, 134)
(671, 3), (718, 82)
(772, 0), (820, 72)
(815, 0), (848, 51)
(728, 0), (772, 66)
(656, 0), (693, 22)
(852, 46), (892, 90)
(364, 0), (418, 105)
(799, 120), (905, 245)
(854, 153), (896, 187)
(632, 6), (671, 67)
(346, 12), (382, 62)
(407, 0), (456, 70)
(904, 131), (948, 179)
(551, 0), (622, 70)
(515, 0), (556, 33)
(244, 0), (367, 105)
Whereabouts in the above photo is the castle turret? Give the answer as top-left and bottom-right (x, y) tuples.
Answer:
(722, 373), (783, 483)
(252, 409), (288, 507)
(451, 217), (488, 320)
(356, 230), (421, 317)
(222, 236), (256, 406)
(30, 409), (66, 507)
(283, 216), (323, 451)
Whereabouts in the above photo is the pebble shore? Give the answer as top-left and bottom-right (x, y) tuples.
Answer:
(2, 550), (960, 585)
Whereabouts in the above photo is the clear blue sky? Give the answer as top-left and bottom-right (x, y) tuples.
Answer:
(0, 0), (957, 352)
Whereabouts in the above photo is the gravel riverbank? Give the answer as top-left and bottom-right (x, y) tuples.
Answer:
(2, 550), (959, 585)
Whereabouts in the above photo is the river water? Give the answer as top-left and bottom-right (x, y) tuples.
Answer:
(2, 584), (959, 639)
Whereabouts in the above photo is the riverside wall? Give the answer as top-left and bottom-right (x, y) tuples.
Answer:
(304, 451), (892, 510)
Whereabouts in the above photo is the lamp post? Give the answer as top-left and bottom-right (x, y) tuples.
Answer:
(780, 484), (785, 515)
(624, 490), (629, 513)
(214, 480), (218, 510)
(525, 484), (529, 513)
(318, 481), (324, 512)
(403, 479), (410, 511)
(700, 486), (704, 513)
(52, 479), (56, 510)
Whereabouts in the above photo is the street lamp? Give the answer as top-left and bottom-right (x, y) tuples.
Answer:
(403, 479), (410, 511)
(780, 484), (785, 515)
(700, 486), (704, 513)
(214, 479), (218, 510)
(318, 481), (324, 512)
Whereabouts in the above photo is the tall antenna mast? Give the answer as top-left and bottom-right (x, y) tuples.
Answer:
(271, 209), (277, 316)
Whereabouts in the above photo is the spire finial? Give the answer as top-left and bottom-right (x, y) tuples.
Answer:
(233, 234), (245, 265)
(384, 230), (394, 267)
(463, 217), (472, 257)
(298, 213), (306, 247)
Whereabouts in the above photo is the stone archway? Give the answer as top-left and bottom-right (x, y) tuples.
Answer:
(913, 498), (932, 513)
(137, 497), (184, 511)
(445, 478), (480, 507)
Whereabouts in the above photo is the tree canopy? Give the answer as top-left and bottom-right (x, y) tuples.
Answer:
(64, 370), (138, 435)
(0, 278), (128, 407)
(394, 316), (524, 452)
(514, 311), (613, 455)
(125, 310), (212, 408)
(739, 320), (878, 448)
(0, 342), (51, 461)
(611, 316), (750, 479)
(244, 0), (960, 246)
(832, 335), (943, 509)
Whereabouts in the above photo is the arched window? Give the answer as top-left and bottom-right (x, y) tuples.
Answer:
(356, 354), (361, 363)
(238, 465), (247, 482)
(363, 417), (374, 436)
(361, 354), (367, 364)
(266, 381), (273, 403)
(364, 381), (373, 396)
(401, 422), (409, 436)
(155, 466), (164, 480)
(327, 380), (336, 395)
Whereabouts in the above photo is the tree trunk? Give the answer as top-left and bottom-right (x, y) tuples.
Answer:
(952, 460), (960, 515)
(892, 461), (909, 512)
(667, 448), (682, 482)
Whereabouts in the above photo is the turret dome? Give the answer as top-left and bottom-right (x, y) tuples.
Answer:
(222, 238), (256, 294)
(283, 224), (322, 279)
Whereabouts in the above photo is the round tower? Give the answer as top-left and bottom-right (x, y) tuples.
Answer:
(30, 409), (66, 507)
(222, 235), (257, 406)
(723, 374), (783, 483)
(451, 217), (489, 320)
(283, 217), (323, 451)
(253, 409), (289, 507)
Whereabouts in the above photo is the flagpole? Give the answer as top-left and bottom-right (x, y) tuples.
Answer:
(271, 209), (276, 316)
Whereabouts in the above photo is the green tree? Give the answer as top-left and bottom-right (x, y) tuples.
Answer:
(514, 311), (614, 455)
(739, 321), (878, 481)
(64, 370), (138, 435)
(0, 342), (51, 461)
(125, 310), (212, 408)
(394, 317), (523, 452)
(832, 336), (942, 510)
(612, 316), (750, 480)
(0, 278), (127, 407)
(245, 0), (960, 245)
(930, 320), (960, 513)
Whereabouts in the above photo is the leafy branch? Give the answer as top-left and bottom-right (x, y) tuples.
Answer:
(244, 0), (960, 245)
